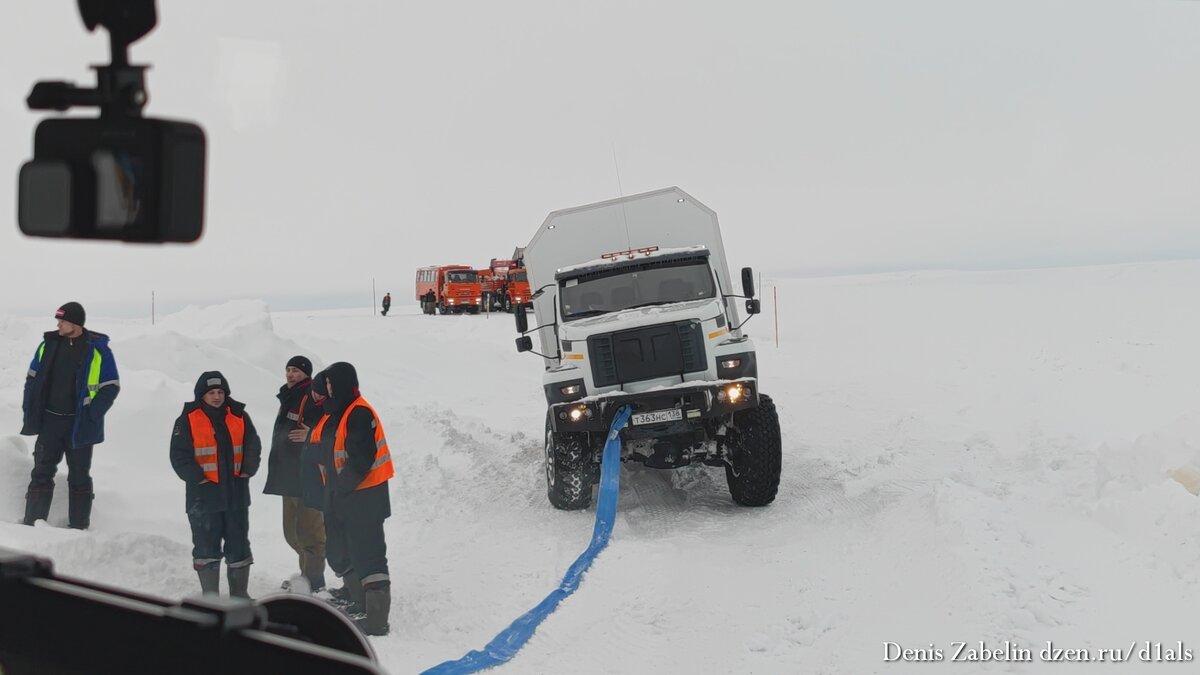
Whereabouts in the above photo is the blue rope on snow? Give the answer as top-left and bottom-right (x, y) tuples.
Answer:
(422, 405), (633, 675)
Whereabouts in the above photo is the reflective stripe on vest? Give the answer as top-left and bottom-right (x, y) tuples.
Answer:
(310, 397), (393, 490)
(187, 407), (246, 484)
(286, 394), (308, 423)
(36, 342), (109, 401)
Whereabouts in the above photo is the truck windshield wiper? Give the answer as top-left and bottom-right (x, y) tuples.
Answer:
(623, 300), (680, 310)
(566, 309), (611, 319)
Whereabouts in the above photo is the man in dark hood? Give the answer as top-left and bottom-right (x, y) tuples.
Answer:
(314, 361), (394, 636)
(169, 371), (262, 597)
(263, 355), (327, 592)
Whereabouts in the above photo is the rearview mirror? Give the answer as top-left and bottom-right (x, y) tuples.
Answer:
(741, 267), (755, 298)
(515, 336), (533, 352)
(515, 308), (529, 333)
(17, 0), (207, 243)
(745, 299), (761, 315)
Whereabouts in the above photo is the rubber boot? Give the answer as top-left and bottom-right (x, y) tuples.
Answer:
(301, 552), (327, 593)
(197, 563), (220, 595)
(68, 489), (94, 530)
(227, 563), (252, 599)
(23, 488), (53, 526)
(359, 582), (391, 636)
(341, 572), (365, 615)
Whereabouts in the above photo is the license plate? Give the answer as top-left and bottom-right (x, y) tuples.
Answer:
(632, 408), (683, 425)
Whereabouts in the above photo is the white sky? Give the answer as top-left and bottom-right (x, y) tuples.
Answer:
(2, 0), (1199, 318)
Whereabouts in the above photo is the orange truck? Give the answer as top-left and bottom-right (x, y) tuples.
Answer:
(503, 267), (531, 312)
(478, 258), (532, 312)
(478, 268), (504, 311)
(415, 265), (483, 315)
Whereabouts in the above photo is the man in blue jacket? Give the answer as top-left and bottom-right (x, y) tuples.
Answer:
(21, 302), (120, 530)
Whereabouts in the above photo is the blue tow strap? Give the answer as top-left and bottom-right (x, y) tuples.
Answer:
(422, 405), (633, 675)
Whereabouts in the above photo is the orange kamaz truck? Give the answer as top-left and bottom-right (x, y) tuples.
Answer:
(478, 258), (531, 312)
(415, 265), (482, 315)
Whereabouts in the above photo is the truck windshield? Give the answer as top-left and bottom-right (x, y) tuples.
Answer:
(560, 259), (715, 320)
(446, 271), (478, 283)
(512, 271), (528, 282)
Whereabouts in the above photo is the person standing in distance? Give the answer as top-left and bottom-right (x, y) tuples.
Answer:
(381, 293), (391, 317)
(21, 301), (120, 530)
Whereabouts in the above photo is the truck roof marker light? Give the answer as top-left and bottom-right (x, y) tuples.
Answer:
(677, 198), (685, 203)
(548, 224), (556, 229)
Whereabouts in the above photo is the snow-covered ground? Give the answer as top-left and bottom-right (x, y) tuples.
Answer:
(2, 261), (1199, 673)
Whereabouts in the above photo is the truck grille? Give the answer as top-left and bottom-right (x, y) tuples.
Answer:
(588, 320), (706, 387)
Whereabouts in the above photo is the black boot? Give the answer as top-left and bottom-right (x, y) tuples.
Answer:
(68, 489), (94, 530)
(227, 563), (252, 599)
(358, 582), (391, 636)
(337, 572), (365, 615)
(196, 563), (220, 595)
(23, 488), (53, 526)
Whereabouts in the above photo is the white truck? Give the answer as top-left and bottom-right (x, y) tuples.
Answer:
(514, 187), (782, 509)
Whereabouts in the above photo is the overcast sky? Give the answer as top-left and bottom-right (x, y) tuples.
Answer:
(2, 0), (1198, 318)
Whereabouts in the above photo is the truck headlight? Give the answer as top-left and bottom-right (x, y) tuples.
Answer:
(566, 404), (593, 422)
(718, 383), (750, 403)
(720, 358), (741, 369)
(560, 384), (581, 396)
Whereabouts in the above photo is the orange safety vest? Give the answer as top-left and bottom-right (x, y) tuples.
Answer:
(310, 397), (393, 490)
(188, 407), (246, 484)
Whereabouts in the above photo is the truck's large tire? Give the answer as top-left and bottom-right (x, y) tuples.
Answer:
(545, 412), (596, 510)
(724, 394), (782, 506)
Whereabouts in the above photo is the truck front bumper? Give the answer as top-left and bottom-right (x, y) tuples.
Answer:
(549, 379), (758, 433)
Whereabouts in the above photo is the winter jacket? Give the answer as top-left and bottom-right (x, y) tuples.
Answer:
(21, 330), (120, 448)
(319, 362), (391, 521)
(263, 378), (316, 497)
(170, 385), (262, 514)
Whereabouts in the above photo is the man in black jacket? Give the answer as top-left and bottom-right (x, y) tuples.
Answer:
(263, 356), (327, 592)
(169, 372), (262, 597)
(21, 301), (120, 530)
(313, 362), (393, 636)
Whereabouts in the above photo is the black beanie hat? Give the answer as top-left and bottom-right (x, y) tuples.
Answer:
(55, 302), (85, 326)
(194, 371), (230, 401)
(286, 355), (313, 377)
(311, 369), (328, 397)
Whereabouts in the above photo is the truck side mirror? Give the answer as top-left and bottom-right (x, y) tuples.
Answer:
(515, 308), (529, 333)
(515, 336), (533, 352)
(741, 267), (756, 298)
(745, 298), (761, 315)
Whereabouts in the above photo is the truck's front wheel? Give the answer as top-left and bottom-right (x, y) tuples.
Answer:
(545, 413), (596, 510)
(724, 394), (782, 506)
